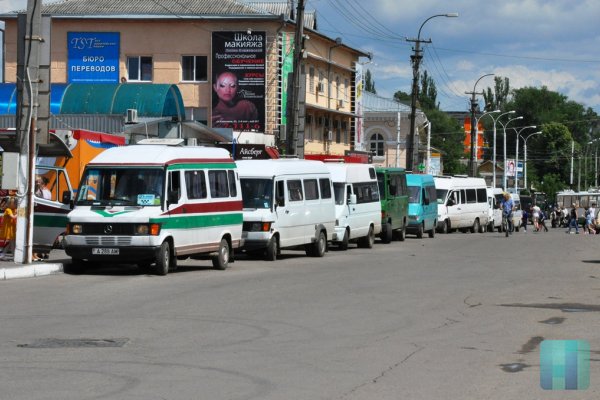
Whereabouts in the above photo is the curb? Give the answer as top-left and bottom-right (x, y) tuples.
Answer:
(1, 263), (64, 280)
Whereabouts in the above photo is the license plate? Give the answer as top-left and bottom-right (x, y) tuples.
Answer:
(92, 248), (119, 255)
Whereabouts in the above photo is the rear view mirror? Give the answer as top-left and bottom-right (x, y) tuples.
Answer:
(61, 190), (72, 205)
(348, 194), (357, 205)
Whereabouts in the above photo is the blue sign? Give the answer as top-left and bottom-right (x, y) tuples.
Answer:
(68, 32), (120, 83)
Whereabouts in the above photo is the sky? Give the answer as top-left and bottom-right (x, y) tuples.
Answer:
(2, 0), (600, 113)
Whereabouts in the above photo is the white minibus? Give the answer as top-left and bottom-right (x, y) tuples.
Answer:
(435, 176), (489, 233)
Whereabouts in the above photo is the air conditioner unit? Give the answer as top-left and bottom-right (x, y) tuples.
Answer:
(337, 99), (344, 109)
(125, 109), (138, 124)
(327, 130), (333, 142)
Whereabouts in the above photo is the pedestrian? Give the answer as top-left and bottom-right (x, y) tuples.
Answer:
(0, 197), (17, 260)
(566, 203), (579, 234)
(521, 207), (529, 232)
(532, 204), (541, 232)
(538, 208), (549, 232)
(584, 207), (596, 234)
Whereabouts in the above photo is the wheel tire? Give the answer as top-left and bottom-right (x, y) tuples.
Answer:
(428, 224), (435, 238)
(65, 258), (85, 274)
(416, 223), (423, 239)
(382, 222), (392, 244)
(265, 236), (278, 261)
(471, 219), (480, 233)
(339, 229), (349, 250)
(396, 221), (406, 242)
(440, 220), (449, 234)
(212, 238), (230, 270)
(309, 231), (326, 257)
(478, 220), (486, 233)
(154, 241), (171, 275)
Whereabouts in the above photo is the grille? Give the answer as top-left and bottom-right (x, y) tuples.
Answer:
(85, 236), (132, 246)
(82, 224), (135, 235)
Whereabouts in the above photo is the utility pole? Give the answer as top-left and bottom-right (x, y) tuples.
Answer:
(287, 0), (305, 157)
(465, 73), (493, 177)
(406, 37), (428, 171)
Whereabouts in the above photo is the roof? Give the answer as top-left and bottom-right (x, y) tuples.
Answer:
(236, 159), (330, 177)
(325, 163), (376, 183)
(363, 92), (411, 113)
(89, 144), (233, 165)
(247, 2), (317, 29)
(9, 0), (269, 17)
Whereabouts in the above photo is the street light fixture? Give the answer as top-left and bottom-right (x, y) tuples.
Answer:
(486, 110), (516, 188)
(474, 109), (500, 181)
(467, 73), (494, 176)
(513, 125), (537, 193)
(406, 12), (458, 171)
(498, 115), (523, 190)
(521, 130), (542, 190)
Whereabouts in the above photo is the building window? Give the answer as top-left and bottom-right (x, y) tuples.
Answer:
(335, 75), (340, 99)
(318, 71), (324, 93)
(344, 78), (349, 101)
(182, 55), (208, 82)
(127, 56), (153, 81)
(370, 133), (385, 157)
(309, 66), (315, 92)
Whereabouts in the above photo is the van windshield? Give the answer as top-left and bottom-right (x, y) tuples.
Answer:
(408, 186), (420, 203)
(76, 167), (164, 206)
(333, 183), (346, 205)
(436, 189), (447, 204)
(241, 178), (273, 209)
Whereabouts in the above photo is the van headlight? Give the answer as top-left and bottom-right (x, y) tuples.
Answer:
(135, 223), (161, 236)
(69, 224), (83, 234)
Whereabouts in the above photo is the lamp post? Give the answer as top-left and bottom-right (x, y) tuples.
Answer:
(521, 130), (542, 190)
(513, 125), (537, 193)
(474, 109), (500, 181)
(466, 73), (494, 176)
(406, 12), (458, 171)
(498, 115), (523, 190)
(487, 111), (515, 188)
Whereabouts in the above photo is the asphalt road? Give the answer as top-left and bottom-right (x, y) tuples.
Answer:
(1, 227), (599, 399)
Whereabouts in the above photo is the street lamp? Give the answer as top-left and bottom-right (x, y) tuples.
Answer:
(467, 73), (494, 176)
(513, 125), (537, 193)
(474, 109), (500, 181)
(486, 110), (516, 188)
(406, 12), (458, 171)
(498, 115), (523, 190)
(521, 130), (542, 190)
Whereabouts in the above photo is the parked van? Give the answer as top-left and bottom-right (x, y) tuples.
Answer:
(236, 159), (335, 260)
(434, 176), (490, 233)
(376, 167), (409, 242)
(487, 187), (502, 232)
(406, 174), (437, 238)
(326, 163), (381, 250)
(492, 188), (522, 231)
(64, 143), (243, 274)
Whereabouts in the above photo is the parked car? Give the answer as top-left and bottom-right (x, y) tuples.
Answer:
(406, 174), (437, 238)
(376, 167), (409, 242)
(434, 175), (490, 233)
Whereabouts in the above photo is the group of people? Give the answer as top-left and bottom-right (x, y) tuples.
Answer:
(559, 203), (597, 235)
(0, 175), (52, 261)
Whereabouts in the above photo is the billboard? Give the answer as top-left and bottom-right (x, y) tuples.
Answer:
(67, 32), (120, 83)
(212, 31), (266, 132)
(280, 32), (294, 127)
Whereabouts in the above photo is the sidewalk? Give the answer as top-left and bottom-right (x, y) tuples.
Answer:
(0, 250), (67, 280)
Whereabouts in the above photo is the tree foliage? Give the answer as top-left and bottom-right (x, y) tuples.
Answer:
(483, 76), (510, 111)
(426, 108), (466, 174)
(364, 69), (376, 94)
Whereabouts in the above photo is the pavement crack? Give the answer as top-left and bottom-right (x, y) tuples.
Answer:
(339, 344), (424, 399)
(435, 318), (461, 329)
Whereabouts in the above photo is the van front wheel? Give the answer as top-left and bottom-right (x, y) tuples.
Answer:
(265, 236), (278, 261)
(382, 222), (392, 244)
(154, 241), (170, 275)
(212, 238), (230, 270)
(358, 226), (375, 249)
(416, 223), (424, 238)
(306, 231), (326, 257)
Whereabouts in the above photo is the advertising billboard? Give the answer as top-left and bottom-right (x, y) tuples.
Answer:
(67, 32), (120, 83)
(212, 31), (266, 132)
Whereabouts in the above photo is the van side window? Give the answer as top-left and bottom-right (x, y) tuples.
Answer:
(428, 186), (436, 203)
(288, 180), (303, 202)
(185, 170), (207, 199)
(354, 182), (379, 203)
(476, 188), (487, 203)
(319, 178), (332, 199)
(276, 180), (285, 206)
(228, 170), (238, 197)
(208, 170), (229, 198)
(368, 167), (376, 179)
(304, 179), (319, 200)
(422, 187), (429, 204)
(169, 170), (181, 202)
(466, 189), (477, 204)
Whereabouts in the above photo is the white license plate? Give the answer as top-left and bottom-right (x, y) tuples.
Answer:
(92, 248), (119, 255)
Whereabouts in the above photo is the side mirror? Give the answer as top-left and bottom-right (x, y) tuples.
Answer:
(447, 199), (454, 207)
(61, 190), (72, 205)
(424, 197), (430, 206)
(348, 194), (357, 205)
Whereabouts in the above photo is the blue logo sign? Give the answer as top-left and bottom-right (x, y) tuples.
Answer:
(67, 32), (120, 83)
(540, 340), (589, 390)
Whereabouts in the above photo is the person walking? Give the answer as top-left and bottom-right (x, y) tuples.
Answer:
(501, 192), (515, 234)
(532, 204), (541, 232)
(566, 203), (579, 234)
(0, 197), (17, 260)
(521, 207), (529, 233)
(538, 208), (549, 232)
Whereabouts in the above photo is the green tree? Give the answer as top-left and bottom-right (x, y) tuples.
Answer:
(426, 108), (466, 174)
(364, 69), (376, 94)
(419, 70), (437, 110)
(483, 76), (510, 111)
(394, 90), (411, 103)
